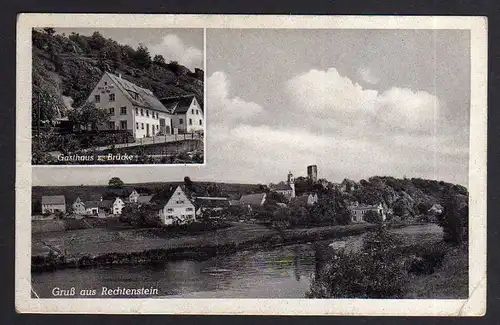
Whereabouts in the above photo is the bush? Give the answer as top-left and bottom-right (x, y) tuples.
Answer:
(307, 226), (408, 298)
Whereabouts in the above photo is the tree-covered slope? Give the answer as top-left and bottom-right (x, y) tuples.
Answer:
(32, 29), (204, 123)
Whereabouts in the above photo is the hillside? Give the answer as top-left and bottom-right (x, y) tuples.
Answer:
(32, 29), (204, 123)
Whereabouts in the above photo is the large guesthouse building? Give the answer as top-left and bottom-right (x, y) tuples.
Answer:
(86, 72), (202, 140)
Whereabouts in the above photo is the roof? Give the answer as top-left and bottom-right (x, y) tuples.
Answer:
(137, 195), (153, 204)
(42, 195), (66, 205)
(270, 183), (293, 191)
(99, 200), (114, 209)
(105, 72), (170, 114)
(291, 195), (309, 207)
(152, 185), (191, 207)
(159, 95), (197, 114)
(349, 203), (380, 211)
(85, 200), (101, 209)
(239, 193), (266, 207)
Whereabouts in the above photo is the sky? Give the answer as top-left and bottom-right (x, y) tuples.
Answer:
(54, 28), (204, 70)
(33, 29), (470, 187)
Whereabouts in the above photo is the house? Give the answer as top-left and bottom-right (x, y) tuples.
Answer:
(340, 179), (358, 193)
(156, 185), (196, 226)
(160, 95), (203, 134)
(128, 190), (140, 202)
(71, 197), (86, 215)
(269, 171), (296, 201)
(348, 203), (386, 222)
(112, 197), (126, 215)
(41, 195), (66, 214)
(86, 72), (173, 139)
(239, 193), (267, 208)
(85, 200), (101, 216)
(129, 190), (152, 204)
(428, 204), (444, 215)
(291, 193), (318, 207)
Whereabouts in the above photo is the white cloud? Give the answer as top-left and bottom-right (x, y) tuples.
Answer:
(358, 67), (380, 85)
(285, 68), (441, 133)
(149, 34), (203, 70)
(207, 72), (264, 126)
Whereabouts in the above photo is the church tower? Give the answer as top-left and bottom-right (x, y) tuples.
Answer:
(287, 171), (296, 198)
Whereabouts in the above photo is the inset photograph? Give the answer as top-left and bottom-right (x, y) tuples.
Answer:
(31, 28), (204, 165)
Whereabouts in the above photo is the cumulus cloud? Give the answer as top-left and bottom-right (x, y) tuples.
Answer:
(207, 72), (264, 125)
(203, 68), (467, 185)
(149, 34), (203, 70)
(358, 67), (380, 85)
(286, 68), (441, 134)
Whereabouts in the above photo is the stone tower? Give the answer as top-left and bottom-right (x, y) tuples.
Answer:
(307, 165), (318, 183)
(287, 171), (296, 198)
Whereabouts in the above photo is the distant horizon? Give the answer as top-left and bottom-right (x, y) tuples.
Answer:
(32, 174), (468, 189)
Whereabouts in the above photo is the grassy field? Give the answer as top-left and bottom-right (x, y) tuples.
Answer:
(406, 242), (468, 298)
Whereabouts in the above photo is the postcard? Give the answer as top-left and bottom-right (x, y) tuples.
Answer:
(16, 14), (487, 316)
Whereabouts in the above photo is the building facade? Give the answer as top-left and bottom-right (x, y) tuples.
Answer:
(348, 203), (386, 222)
(112, 197), (125, 215)
(86, 72), (174, 139)
(157, 186), (196, 225)
(71, 197), (86, 215)
(41, 195), (66, 214)
(160, 95), (204, 133)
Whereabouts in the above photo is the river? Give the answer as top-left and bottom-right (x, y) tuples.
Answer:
(31, 223), (442, 299)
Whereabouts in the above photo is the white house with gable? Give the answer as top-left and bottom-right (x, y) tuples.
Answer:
(86, 72), (174, 139)
(157, 185), (196, 225)
(160, 95), (203, 133)
(112, 197), (125, 215)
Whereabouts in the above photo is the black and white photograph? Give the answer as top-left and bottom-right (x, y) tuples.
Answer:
(16, 14), (487, 316)
(31, 27), (205, 165)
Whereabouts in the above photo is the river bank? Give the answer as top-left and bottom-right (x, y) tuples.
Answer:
(32, 221), (414, 272)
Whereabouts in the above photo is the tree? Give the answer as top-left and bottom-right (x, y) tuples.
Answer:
(184, 176), (193, 188)
(88, 31), (107, 51)
(364, 210), (382, 224)
(121, 204), (160, 227)
(68, 102), (110, 131)
(153, 54), (166, 65)
(133, 44), (152, 69)
(43, 27), (56, 36)
(438, 190), (465, 244)
(108, 177), (124, 189)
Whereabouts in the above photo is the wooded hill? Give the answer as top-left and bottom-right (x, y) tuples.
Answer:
(32, 28), (204, 124)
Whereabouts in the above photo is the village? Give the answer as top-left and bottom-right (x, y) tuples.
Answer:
(34, 164), (445, 229)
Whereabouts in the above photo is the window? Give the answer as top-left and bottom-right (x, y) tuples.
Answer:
(120, 106), (127, 115)
(189, 118), (192, 125)
(156, 112), (159, 118)
(94, 95), (100, 103)
(191, 109), (194, 114)
(141, 123), (144, 130)
(146, 110), (149, 117)
(186, 207), (193, 211)
(167, 208), (174, 212)
(135, 108), (138, 115)
(109, 94), (115, 101)
(179, 118), (183, 125)
(141, 109), (144, 116)
(196, 110), (199, 115)
(108, 122), (115, 130)
(109, 107), (115, 115)
(120, 120), (127, 130)
(136, 122), (139, 130)
(199, 119), (202, 126)
(104, 81), (107, 85)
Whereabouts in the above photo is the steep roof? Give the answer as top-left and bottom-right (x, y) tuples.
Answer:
(152, 185), (192, 207)
(159, 95), (198, 114)
(240, 193), (266, 207)
(270, 183), (293, 191)
(42, 195), (66, 205)
(85, 200), (101, 209)
(105, 72), (171, 114)
(137, 195), (153, 204)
